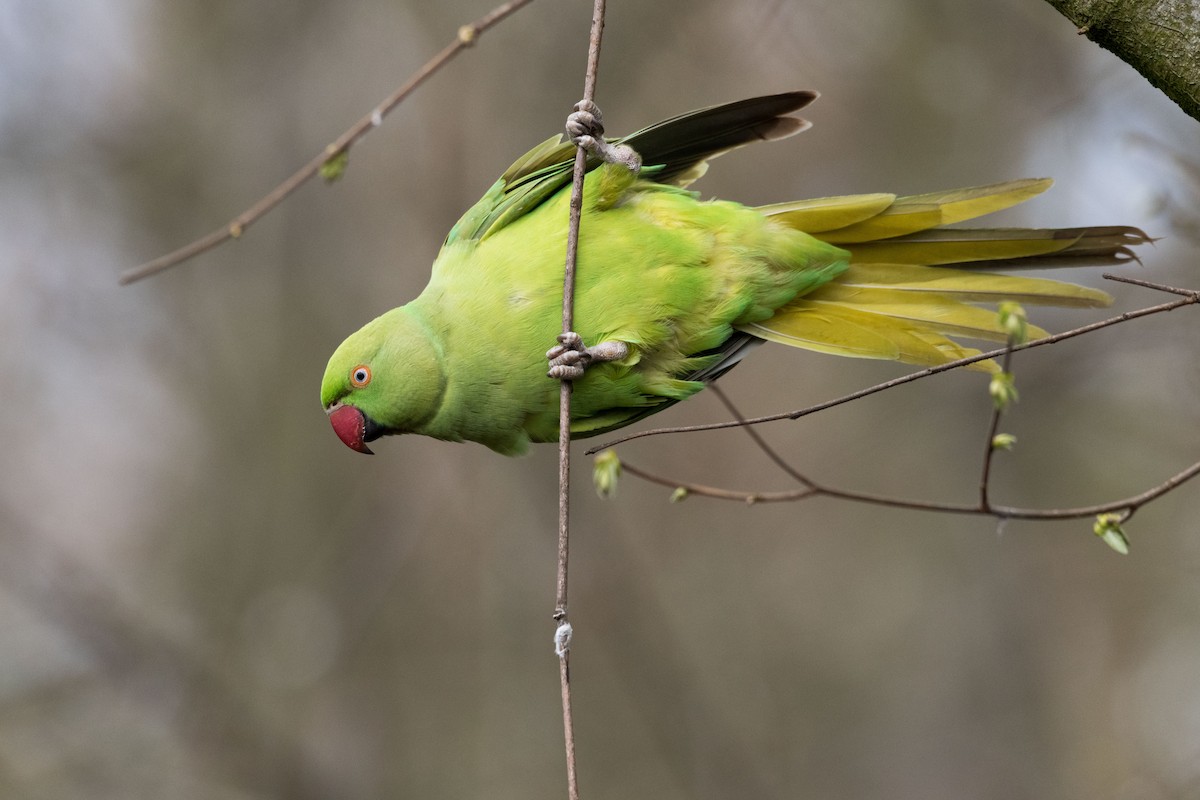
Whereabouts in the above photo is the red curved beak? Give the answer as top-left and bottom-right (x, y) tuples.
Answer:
(327, 403), (374, 455)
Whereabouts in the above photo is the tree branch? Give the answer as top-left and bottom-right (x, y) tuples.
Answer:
(556, 3), (608, 800)
(119, 0), (535, 285)
(1041, 0), (1200, 122)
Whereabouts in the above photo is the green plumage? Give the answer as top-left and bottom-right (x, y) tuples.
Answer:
(321, 92), (1146, 455)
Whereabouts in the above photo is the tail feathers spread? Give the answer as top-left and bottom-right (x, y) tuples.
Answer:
(746, 179), (1150, 371)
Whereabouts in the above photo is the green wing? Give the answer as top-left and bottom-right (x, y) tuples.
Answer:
(444, 91), (818, 244)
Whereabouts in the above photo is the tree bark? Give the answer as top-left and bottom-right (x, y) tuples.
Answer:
(1042, 0), (1200, 123)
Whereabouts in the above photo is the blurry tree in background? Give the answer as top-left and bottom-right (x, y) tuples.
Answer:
(0, 1), (1198, 799)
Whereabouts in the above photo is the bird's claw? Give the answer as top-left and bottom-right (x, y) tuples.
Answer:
(566, 100), (604, 146)
(547, 332), (629, 380)
(565, 100), (642, 173)
(547, 332), (589, 380)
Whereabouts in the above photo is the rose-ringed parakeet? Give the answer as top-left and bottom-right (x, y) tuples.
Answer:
(321, 91), (1145, 455)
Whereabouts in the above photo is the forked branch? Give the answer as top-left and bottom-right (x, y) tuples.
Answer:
(604, 276), (1200, 546)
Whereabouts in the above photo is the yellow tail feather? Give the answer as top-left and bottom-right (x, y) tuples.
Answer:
(740, 303), (999, 372)
(804, 284), (1053, 342)
(815, 179), (1053, 244)
(757, 193), (895, 233)
(832, 263), (1112, 307)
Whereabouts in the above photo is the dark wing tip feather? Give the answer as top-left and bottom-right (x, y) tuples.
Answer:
(622, 90), (819, 185)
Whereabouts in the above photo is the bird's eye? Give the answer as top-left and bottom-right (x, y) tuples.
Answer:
(350, 365), (372, 388)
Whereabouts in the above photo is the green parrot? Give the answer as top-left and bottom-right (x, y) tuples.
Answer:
(322, 91), (1145, 455)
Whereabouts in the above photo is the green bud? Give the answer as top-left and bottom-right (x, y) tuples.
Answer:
(989, 371), (1019, 410)
(997, 301), (1028, 344)
(669, 487), (689, 503)
(592, 450), (621, 498)
(991, 433), (1017, 451)
(320, 149), (350, 182)
(1092, 513), (1130, 555)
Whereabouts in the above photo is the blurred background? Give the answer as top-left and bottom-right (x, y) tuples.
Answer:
(1, 0), (1199, 798)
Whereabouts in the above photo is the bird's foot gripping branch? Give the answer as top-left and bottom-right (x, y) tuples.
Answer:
(549, 99), (639, 383)
(547, 333), (630, 380)
(566, 99), (642, 173)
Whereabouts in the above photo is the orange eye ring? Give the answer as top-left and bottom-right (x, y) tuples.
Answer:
(350, 364), (372, 388)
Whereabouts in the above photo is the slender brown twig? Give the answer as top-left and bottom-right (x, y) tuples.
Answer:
(119, 0), (535, 285)
(709, 385), (816, 490)
(556, 3), (608, 799)
(588, 275), (1200, 453)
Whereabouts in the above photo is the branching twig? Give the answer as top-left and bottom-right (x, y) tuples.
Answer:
(119, 0), (535, 285)
(556, 3), (608, 799)
(709, 385), (816, 491)
(618, 453), (1200, 521)
(611, 277), (1200, 529)
(588, 275), (1200, 452)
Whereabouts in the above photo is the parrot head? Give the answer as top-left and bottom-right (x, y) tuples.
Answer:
(321, 306), (445, 455)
